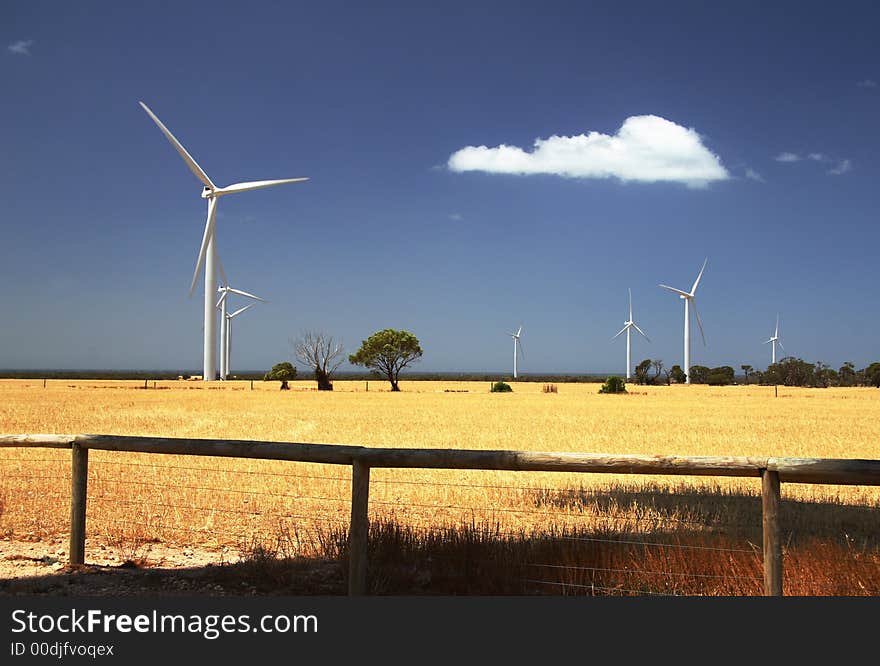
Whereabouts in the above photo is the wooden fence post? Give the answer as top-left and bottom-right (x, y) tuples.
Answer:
(762, 469), (783, 596)
(69, 443), (89, 566)
(348, 459), (371, 595)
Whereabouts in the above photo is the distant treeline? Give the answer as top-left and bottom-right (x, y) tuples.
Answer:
(6, 361), (877, 387)
(627, 357), (880, 388)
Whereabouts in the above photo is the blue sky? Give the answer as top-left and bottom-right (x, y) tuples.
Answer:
(2, 1), (878, 374)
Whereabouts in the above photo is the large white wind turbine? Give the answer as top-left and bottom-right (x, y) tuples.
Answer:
(507, 325), (524, 379)
(659, 258), (708, 385)
(217, 284), (267, 380)
(612, 288), (650, 380)
(764, 314), (785, 364)
(139, 101), (307, 381)
(223, 303), (256, 380)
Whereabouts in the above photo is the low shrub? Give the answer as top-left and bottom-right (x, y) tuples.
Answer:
(598, 376), (627, 394)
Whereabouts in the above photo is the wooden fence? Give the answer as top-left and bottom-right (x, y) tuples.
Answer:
(2, 433), (880, 596)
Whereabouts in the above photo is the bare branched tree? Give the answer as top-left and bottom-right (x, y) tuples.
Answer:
(293, 331), (345, 391)
(652, 359), (665, 384)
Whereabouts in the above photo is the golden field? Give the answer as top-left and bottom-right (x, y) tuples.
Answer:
(1, 378), (878, 594)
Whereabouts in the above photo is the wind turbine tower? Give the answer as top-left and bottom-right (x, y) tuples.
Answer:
(508, 326), (524, 379)
(217, 284), (267, 380)
(612, 288), (650, 380)
(139, 101), (307, 380)
(659, 258), (708, 385)
(224, 304), (256, 380)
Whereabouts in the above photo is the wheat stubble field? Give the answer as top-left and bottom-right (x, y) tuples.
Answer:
(1, 378), (878, 595)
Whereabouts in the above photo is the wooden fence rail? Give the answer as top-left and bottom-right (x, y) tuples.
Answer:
(2, 433), (880, 596)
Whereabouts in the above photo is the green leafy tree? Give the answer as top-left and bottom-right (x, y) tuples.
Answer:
(598, 376), (627, 394)
(669, 365), (687, 384)
(689, 365), (710, 384)
(865, 362), (880, 388)
(765, 357), (815, 386)
(838, 361), (856, 387)
(634, 359), (653, 385)
(707, 366), (735, 386)
(263, 362), (297, 390)
(741, 365), (753, 385)
(348, 329), (423, 391)
(491, 381), (513, 392)
(814, 361), (836, 388)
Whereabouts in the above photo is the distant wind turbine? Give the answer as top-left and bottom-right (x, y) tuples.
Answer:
(612, 288), (650, 380)
(507, 325), (524, 379)
(764, 314), (785, 364)
(217, 284), (267, 380)
(139, 101), (308, 381)
(659, 258), (708, 385)
(224, 303), (257, 380)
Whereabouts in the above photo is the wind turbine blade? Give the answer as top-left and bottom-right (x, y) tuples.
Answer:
(215, 291), (228, 309)
(139, 102), (215, 190)
(517, 339), (524, 360)
(628, 288), (633, 321)
(658, 284), (691, 298)
(763, 339), (773, 344)
(775, 314), (779, 338)
(217, 178), (309, 195)
(777, 340), (785, 353)
(516, 325), (522, 337)
(690, 257), (708, 295)
(189, 197), (217, 296)
(226, 287), (267, 303)
(612, 325), (628, 340)
(228, 304), (254, 318)
(632, 323), (651, 342)
(692, 299), (707, 346)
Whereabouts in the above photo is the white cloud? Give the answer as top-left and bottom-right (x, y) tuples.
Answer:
(8, 40), (33, 55)
(776, 150), (851, 176)
(828, 159), (852, 175)
(744, 168), (764, 182)
(447, 115), (729, 188)
(857, 79), (877, 88)
(449, 213), (463, 221)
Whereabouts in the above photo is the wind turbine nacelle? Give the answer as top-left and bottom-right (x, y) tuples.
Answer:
(201, 186), (215, 199)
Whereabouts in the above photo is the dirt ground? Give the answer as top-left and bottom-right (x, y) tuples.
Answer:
(0, 538), (345, 596)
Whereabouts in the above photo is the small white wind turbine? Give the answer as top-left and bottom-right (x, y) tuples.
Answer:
(223, 303), (257, 380)
(764, 314), (785, 364)
(139, 101), (307, 381)
(659, 258), (708, 385)
(612, 288), (650, 380)
(507, 325), (524, 379)
(216, 284), (267, 380)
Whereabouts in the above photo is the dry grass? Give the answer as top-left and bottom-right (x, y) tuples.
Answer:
(1, 378), (878, 594)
